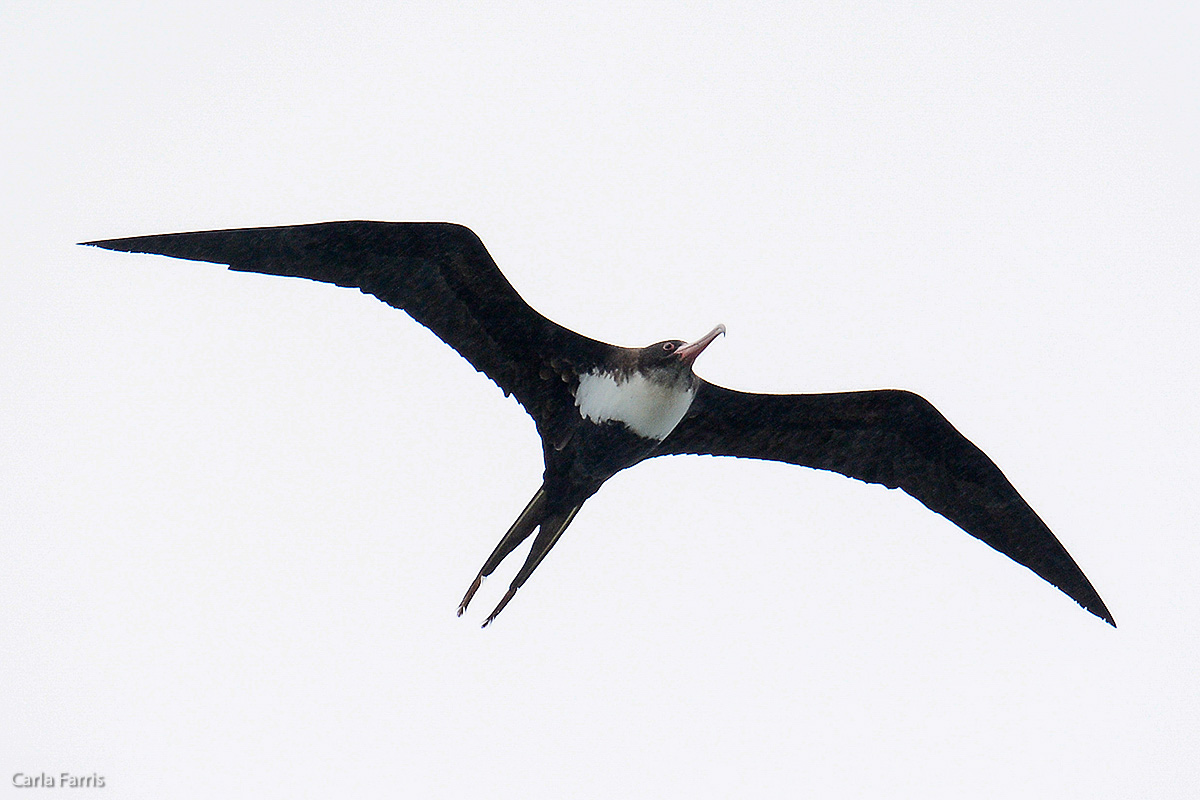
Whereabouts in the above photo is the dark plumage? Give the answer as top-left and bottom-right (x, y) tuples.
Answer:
(83, 221), (1114, 627)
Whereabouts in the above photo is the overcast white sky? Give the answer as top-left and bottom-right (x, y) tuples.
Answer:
(3, 2), (1198, 797)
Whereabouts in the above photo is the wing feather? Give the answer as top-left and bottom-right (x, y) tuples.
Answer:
(656, 383), (1114, 625)
(84, 221), (609, 429)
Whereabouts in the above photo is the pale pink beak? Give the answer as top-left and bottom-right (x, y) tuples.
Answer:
(676, 324), (726, 365)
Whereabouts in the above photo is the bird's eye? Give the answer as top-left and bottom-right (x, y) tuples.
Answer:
(662, 342), (676, 352)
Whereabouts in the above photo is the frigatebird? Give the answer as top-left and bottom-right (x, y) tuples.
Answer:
(84, 221), (1114, 627)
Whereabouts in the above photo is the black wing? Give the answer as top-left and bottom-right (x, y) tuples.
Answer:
(84, 221), (610, 432)
(655, 383), (1114, 625)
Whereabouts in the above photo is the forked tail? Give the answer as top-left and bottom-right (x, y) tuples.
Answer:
(457, 486), (583, 626)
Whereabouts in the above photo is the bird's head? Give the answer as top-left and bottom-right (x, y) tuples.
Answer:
(636, 324), (726, 382)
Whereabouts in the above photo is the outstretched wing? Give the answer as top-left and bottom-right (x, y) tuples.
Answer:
(655, 383), (1114, 625)
(84, 221), (610, 429)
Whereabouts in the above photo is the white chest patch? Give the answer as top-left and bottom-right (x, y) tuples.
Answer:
(574, 370), (696, 441)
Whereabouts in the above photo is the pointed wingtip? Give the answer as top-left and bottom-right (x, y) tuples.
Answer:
(79, 238), (130, 251)
(1082, 596), (1116, 628)
(1078, 579), (1116, 628)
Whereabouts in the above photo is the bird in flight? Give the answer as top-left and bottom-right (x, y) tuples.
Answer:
(84, 221), (1114, 627)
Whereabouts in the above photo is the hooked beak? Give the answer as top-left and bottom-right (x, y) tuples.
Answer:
(676, 324), (726, 365)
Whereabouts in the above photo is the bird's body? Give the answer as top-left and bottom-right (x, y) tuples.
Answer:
(575, 366), (698, 441)
(84, 221), (1115, 627)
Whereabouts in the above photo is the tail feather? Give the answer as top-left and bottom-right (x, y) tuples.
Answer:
(457, 484), (586, 626)
(457, 487), (547, 616)
(482, 505), (582, 627)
